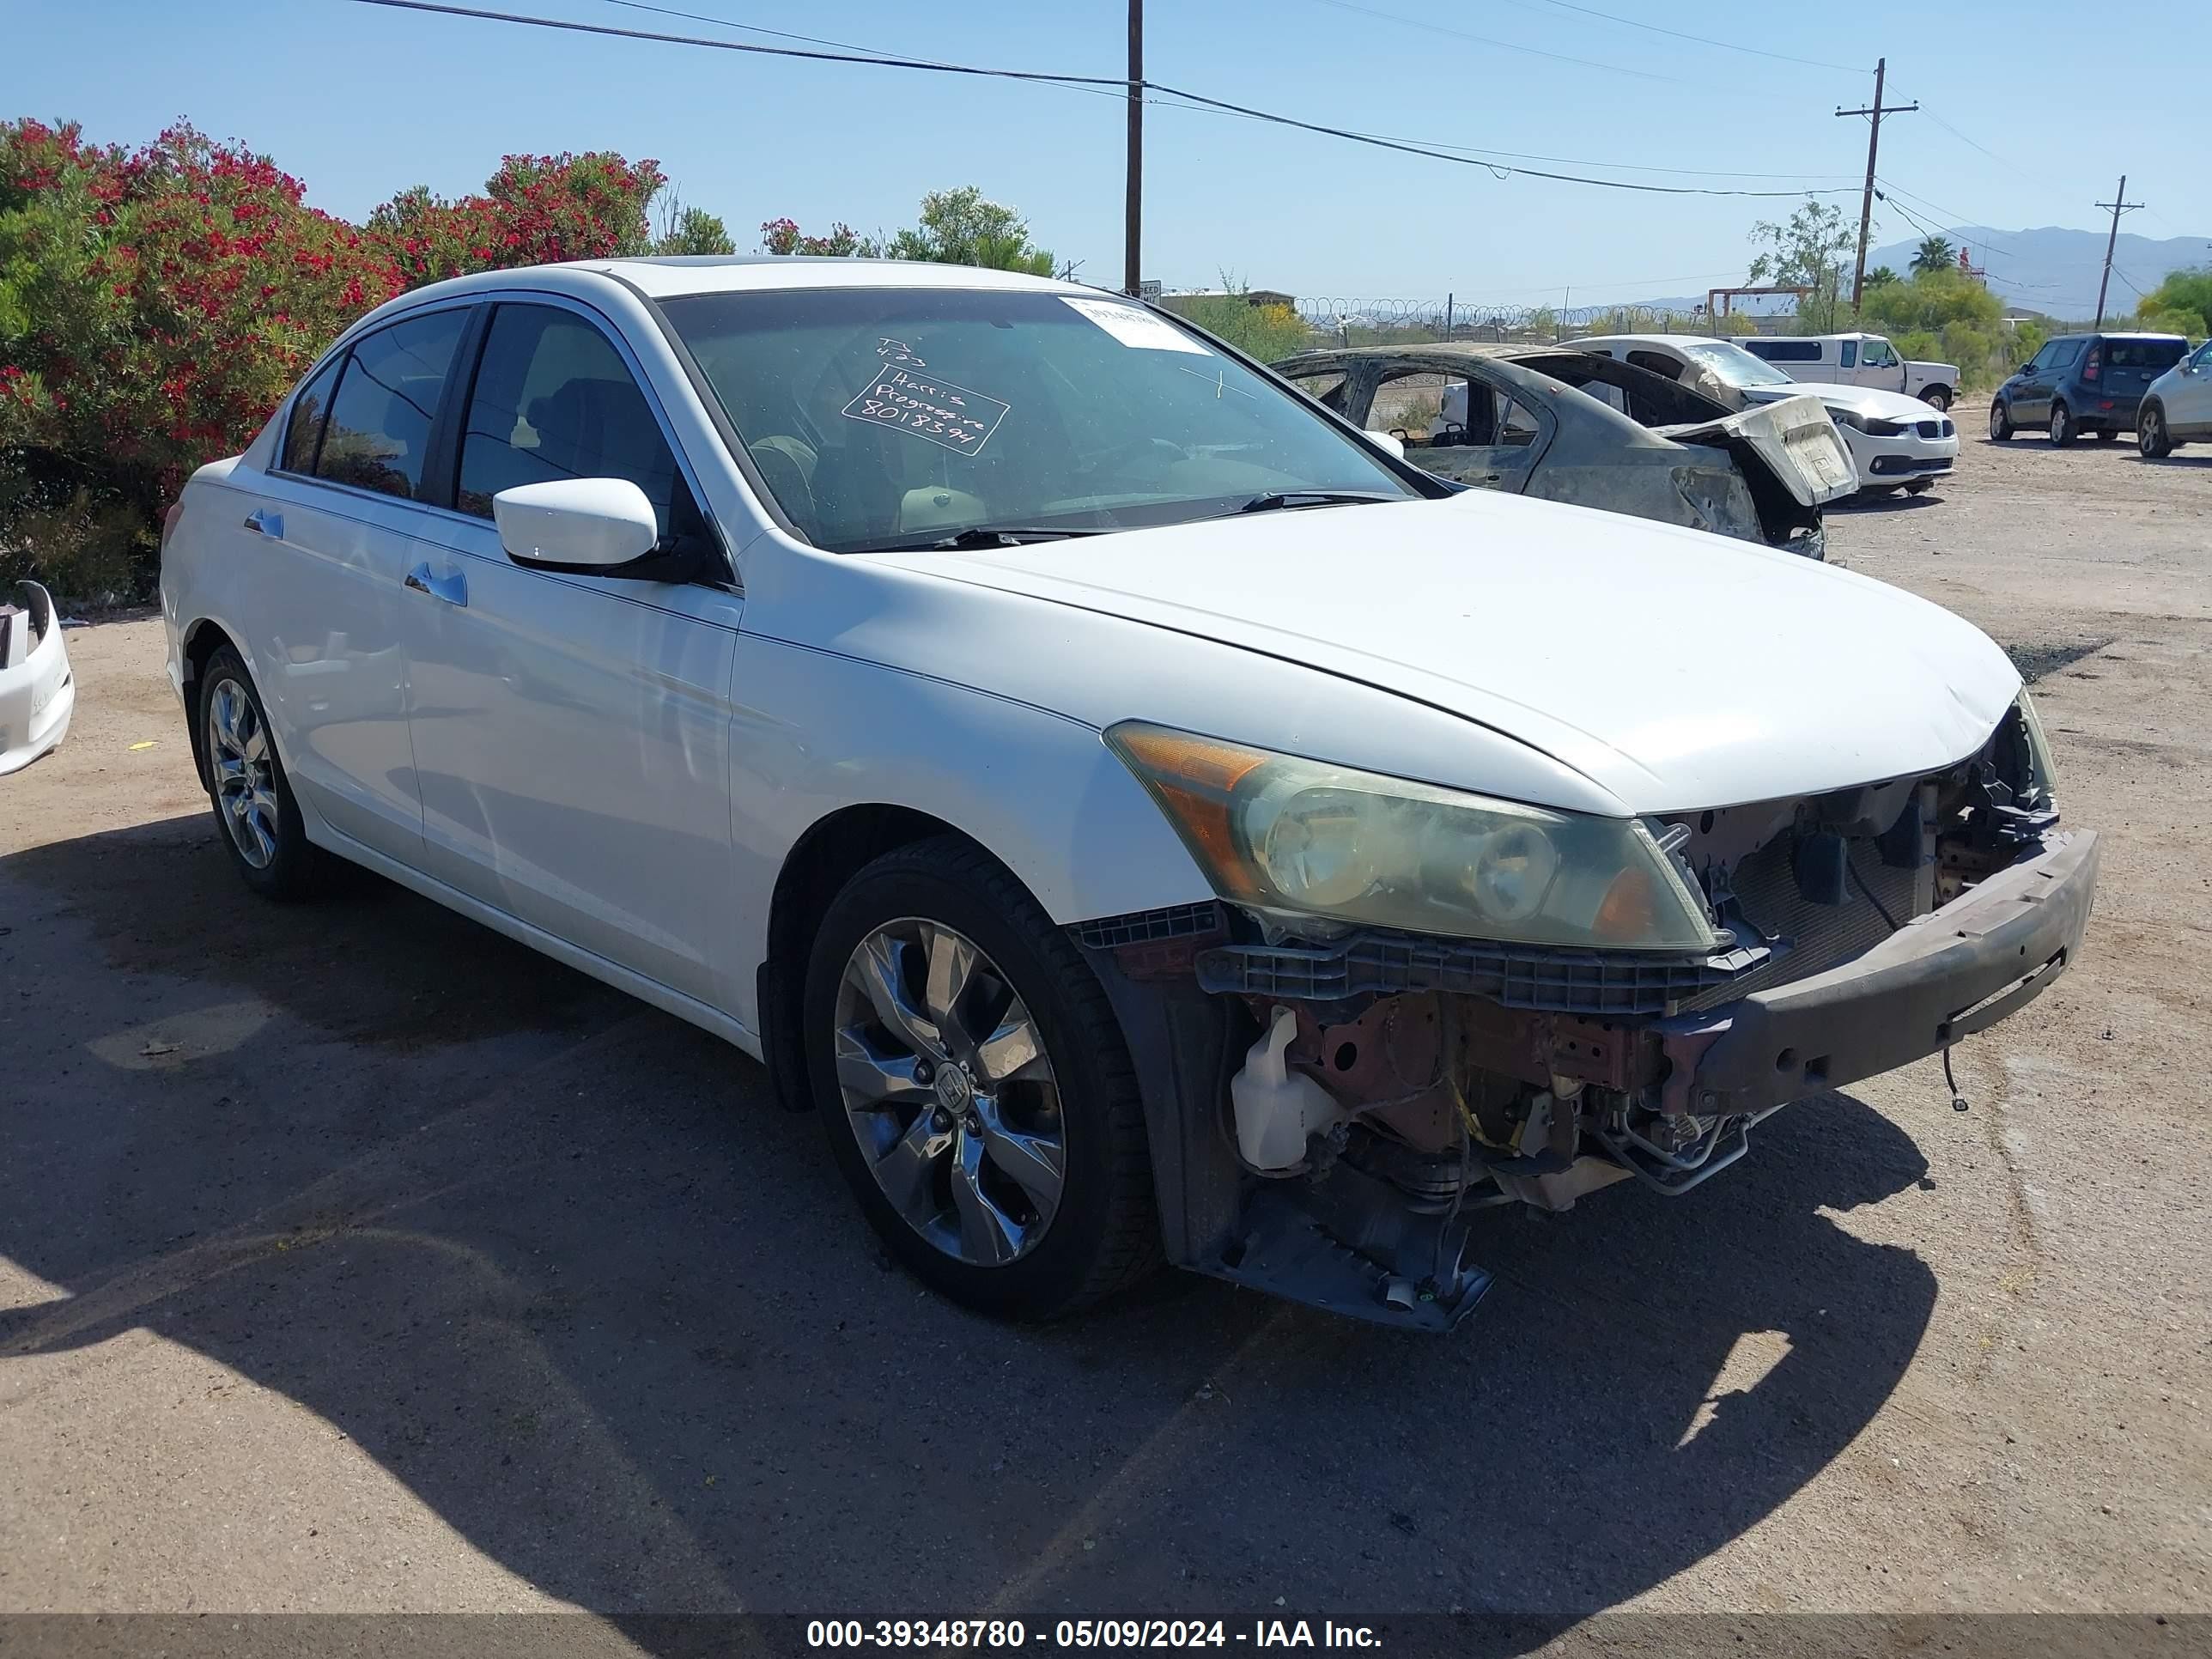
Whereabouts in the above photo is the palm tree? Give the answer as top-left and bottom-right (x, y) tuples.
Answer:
(1910, 235), (1956, 275)
(1865, 265), (1901, 287)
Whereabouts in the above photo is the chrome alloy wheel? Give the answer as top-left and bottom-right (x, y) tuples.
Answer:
(832, 919), (1066, 1267)
(205, 676), (280, 868)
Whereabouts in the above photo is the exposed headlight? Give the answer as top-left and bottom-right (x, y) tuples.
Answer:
(1829, 409), (1905, 436)
(1105, 723), (1722, 952)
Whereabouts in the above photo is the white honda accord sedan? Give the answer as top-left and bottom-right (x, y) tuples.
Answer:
(161, 258), (2096, 1328)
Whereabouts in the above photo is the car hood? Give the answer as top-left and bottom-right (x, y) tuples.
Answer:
(889, 491), (2021, 812)
(1908, 359), (1960, 377)
(1741, 381), (1936, 420)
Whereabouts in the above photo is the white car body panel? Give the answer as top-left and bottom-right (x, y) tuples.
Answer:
(2147, 340), (2212, 438)
(0, 581), (75, 775)
(161, 266), (2022, 1055)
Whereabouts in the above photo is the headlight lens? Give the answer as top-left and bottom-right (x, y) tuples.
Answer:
(1105, 722), (1721, 952)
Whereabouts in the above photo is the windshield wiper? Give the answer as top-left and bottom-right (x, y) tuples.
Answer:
(1233, 489), (1403, 514)
(849, 525), (1110, 554)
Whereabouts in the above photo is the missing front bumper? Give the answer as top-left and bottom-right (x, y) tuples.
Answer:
(1651, 830), (2099, 1118)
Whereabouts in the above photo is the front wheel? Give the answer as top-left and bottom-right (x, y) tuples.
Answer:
(805, 837), (1160, 1320)
(2140, 403), (2173, 459)
(2049, 401), (2075, 446)
(1921, 386), (1952, 412)
(1990, 400), (2014, 441)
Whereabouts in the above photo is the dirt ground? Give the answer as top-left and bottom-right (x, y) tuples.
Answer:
(2, 435), (2208, 1647)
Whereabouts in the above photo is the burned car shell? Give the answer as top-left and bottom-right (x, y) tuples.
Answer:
(1272, 342), (1854, 557)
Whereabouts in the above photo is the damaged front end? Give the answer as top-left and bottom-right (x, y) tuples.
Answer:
(1073, 700), (2097, 1331)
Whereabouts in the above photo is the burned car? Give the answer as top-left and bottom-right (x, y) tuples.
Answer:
(1273, 342), (1855, 557)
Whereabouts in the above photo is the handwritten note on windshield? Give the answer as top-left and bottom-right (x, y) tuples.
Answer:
(842, 367), (1009, 455)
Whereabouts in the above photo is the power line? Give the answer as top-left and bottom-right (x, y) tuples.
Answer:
(1873, 178), (2015, 256)
(1510, 0), (1863, 73)
(342, 0), (1863, 199)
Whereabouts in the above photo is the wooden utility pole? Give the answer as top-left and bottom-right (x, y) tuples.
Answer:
(1836, 58), (1917, 313)
(1124, 0), (1143, 295)
(2093, 175), (2142, 328)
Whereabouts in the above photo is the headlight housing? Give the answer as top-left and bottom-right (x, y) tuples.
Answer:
(2015, 690), (2059, 806)
(1105, 723), (1722, 952)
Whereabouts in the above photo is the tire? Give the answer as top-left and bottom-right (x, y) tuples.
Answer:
(195, 645), (330, 900)
(1990, 400), (2014, 441)
(804, 836), (1160, 1320)
(1921, 386), (1952, 412)
(2049, 400), (2075, 447)
(2095, 428), (2119, 443)
(2139, 403), (2174, 459)
(1905, 478), (1936, 495)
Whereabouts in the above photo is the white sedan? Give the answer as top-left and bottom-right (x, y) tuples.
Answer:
(1566, 333), (1960, 494)
(161, 259), (2094, 1328)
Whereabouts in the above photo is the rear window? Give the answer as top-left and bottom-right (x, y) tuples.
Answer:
(2104, 338), (2187, 369)
(317, 308), (469, 501)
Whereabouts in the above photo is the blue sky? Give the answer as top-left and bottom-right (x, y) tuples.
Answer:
(9, 0), (2209, 307)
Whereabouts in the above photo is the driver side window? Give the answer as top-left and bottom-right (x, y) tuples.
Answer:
(457, 304), (686, 536)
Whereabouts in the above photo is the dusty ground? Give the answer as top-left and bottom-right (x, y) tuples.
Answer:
(2, 436), (2208, 1650)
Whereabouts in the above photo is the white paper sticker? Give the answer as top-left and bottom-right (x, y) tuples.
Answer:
(1061, 295), (1211, 355)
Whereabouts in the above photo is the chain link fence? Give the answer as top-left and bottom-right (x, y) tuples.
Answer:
(1289, 296), (1730, 344)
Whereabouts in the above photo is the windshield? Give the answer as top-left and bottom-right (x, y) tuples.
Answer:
(1677, 339), (1800, 389)
(658, 287), (1419, 550)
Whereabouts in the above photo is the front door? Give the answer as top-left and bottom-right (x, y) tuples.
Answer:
(398, 300), (741, 1010)
(246, 305), (472, 861)
(2169, 341), (2212, 435)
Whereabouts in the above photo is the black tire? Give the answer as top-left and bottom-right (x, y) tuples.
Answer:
(1990, 400), (2014, 441)
(804, 836), (1160, 1320)
(194, 645), (331, 900)
(2095, 428), (2119, 443)
(1905, 478), (1936, 495)
(2139, 403), (2173, 459)
(2049, 400), (2075, 447)
(1922, 386), (1952, 412)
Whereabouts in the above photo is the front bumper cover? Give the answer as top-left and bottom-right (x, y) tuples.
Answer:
(1653, 830), (2099, 1117)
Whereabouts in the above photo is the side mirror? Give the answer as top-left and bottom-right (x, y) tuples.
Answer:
(2014, 362), (2033, 375)
(1368, 430), (1407, 461)
(494, 478), (661, 574)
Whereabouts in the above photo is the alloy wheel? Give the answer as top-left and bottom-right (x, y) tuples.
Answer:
(205, 676), (280, 869)
(2141, 407), (2168, 459)
(832, 918), (1066, 1267)
(1990, 402), (2010, 441)
(2050, 403), (2071, 446)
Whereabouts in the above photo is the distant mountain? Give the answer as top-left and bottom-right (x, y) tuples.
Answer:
(1865, 225), (2210, 319)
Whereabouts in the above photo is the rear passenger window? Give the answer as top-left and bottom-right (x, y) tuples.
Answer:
(280, 357), (341, 475)
(457, 305), (682, 535)
(316, 309), (468, 501)
(2048, 339), (2084, 368)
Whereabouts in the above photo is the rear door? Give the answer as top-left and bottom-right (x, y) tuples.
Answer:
(246, 303), (473, 861)
(398, 296), (741, 1009)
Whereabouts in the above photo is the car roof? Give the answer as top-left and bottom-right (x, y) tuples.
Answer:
(359, 257), (1096, 316)
(2050, 329), (2188, 341)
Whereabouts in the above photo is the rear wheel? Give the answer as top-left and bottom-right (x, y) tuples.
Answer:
(2139, 403), (2173, 459)
(195, 645), (329, 899)
(1990, 400), (2014, 441)
(2049, 401), (2075, 447)
(1922, 386), (1952, 412)
(805, 837), (1159, 1320)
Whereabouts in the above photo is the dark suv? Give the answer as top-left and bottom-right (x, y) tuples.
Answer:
(1991, 331), (2191, 445)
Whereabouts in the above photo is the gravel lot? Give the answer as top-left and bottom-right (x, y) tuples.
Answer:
(3, 436), (2208, 1647)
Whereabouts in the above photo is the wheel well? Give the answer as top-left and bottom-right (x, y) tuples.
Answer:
(179, 620), (237, 781)
(757, 804), (980, 1112)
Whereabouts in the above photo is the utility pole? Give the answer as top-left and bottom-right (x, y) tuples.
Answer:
(2093, 175), (2142, 328)
(1124, 0), (1143, 295)
(1836, 58), (1917, 314)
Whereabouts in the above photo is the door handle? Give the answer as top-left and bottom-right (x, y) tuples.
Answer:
(404, 562), (468, 607)
(243, 507), (283, 538)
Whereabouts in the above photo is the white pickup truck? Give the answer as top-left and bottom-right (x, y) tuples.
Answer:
(1742, 332), (1960, 411)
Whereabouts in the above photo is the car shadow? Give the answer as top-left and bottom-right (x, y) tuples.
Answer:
(1832, 489), (1943, 513)
(0, 817), (1937, 1647)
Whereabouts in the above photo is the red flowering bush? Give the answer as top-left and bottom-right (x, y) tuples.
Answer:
(0, 124), (668, 596)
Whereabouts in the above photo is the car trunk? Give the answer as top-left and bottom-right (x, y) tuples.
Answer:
(1652, 394), (1856, 552)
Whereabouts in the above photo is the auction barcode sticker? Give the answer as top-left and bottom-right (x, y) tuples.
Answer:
(1061, 296), (1211, 354)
